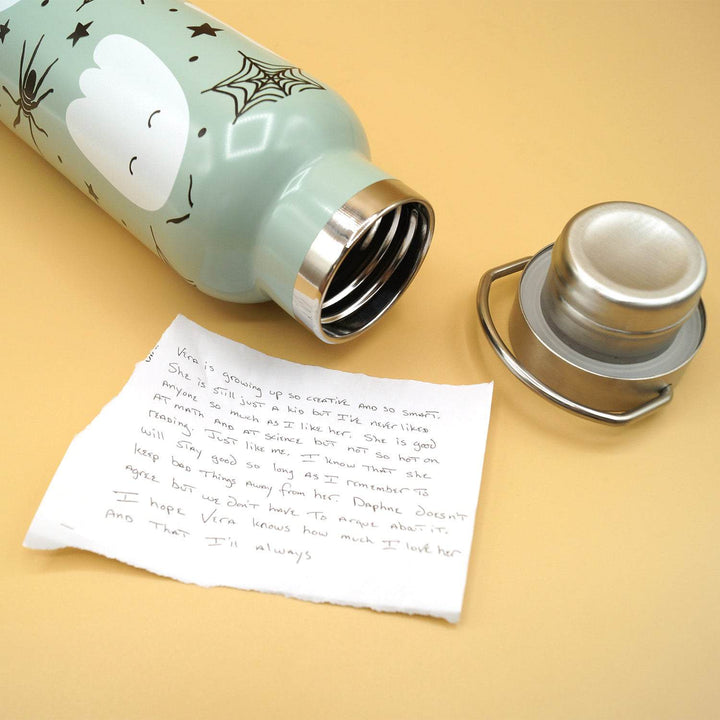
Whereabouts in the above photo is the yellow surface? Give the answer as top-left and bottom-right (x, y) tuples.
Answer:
(2, 1), (719, 718)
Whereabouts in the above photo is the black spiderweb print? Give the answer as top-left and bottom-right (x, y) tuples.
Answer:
(202, 51), (324, 123)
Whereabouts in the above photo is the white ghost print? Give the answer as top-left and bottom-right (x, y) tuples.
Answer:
(66, 34), (189, 211)
(0, 0), (23, 9)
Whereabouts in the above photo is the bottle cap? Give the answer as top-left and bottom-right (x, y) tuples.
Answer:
(477, 202), (707, 424)
(541, 202), (706, 361)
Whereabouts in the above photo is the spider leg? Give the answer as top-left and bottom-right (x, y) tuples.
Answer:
(27, 116), (40, 150)
(2, 85), (19, 104)
(3, 85), (21, 126)
(34, 87), (55, 105)
(27, 110), (48, 138)
(18, 40), (26, 95)
(25, 36), (44, 80)
(34, 57), (59, 96)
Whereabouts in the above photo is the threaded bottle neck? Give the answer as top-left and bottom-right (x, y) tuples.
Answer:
(292, 179), (434, 342)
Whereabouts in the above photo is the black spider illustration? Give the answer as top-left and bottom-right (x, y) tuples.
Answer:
(2, 35), (59, 150)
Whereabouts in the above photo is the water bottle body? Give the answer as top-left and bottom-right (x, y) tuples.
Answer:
(0, 0), (433, 341)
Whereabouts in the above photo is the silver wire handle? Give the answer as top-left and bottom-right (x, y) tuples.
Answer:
(476, 258), (673, 425)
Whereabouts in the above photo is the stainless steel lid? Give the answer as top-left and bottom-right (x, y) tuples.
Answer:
(477, 202), (707, 424)
(541, 202), (706, 362)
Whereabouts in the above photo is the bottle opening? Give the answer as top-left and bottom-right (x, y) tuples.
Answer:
(321, 201), (431, 338)
(293, 179), (434, 343)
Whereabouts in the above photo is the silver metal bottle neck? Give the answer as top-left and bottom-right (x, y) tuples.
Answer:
(292, 179), (434, 343)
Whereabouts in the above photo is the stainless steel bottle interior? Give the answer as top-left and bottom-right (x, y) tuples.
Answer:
(293, 180), (433, 341)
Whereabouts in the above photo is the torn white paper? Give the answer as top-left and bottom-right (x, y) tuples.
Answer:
(24, 315), (492, 622)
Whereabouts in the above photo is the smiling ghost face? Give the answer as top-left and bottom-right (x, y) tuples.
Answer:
(66, 34), (189, 212)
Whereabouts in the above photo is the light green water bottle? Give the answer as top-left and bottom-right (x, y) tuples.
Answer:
(0, 0), (434, 342)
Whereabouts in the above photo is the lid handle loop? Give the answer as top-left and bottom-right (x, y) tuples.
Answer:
(476, 258), (673, 425)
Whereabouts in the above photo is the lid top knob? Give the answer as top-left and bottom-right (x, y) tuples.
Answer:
(542, 202), (706, 360)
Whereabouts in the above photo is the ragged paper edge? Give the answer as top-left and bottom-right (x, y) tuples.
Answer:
(173, 314), (496, 392)
(23, 314), (492, 624)
(23, 535), (463, 623)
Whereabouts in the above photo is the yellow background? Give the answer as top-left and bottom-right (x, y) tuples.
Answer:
(2, 1), (719, 718)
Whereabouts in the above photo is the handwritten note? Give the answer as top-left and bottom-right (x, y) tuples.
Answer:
(24, 316), (492, 622)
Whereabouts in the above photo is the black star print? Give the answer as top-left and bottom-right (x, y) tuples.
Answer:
(0, 20), (9, 44)
(67, 21), (92, 47)
(85, 182), (99, 202)
(187, 23), (222, 38)
(76, 0), (94, 10)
